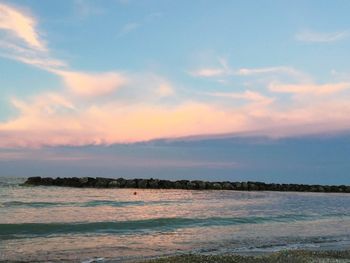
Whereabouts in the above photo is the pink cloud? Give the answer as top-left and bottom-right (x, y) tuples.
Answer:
(2, 86), (350, 148)
(57, 70), (127, 97)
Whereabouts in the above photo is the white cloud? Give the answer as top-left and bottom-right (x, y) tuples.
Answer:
(296, 29), (349, 43)
(190, 68), (228, 77)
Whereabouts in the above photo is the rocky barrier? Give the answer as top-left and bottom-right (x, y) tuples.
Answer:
(23, 177), (350, 193)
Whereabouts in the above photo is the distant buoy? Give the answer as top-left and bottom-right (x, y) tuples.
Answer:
(133, 192), (137, 195)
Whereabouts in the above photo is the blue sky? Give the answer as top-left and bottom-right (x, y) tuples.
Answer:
(0, 1), (350, 183)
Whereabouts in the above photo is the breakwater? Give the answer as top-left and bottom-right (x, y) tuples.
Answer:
(23, 177), (350, 193)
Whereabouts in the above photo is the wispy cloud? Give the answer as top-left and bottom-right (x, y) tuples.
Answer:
(0, 3), (45, 50)
(74, 0), (105, 19)
(190, 58), (308, 82)
(269, 82), (350, 95)
(295, 29), (349, 43)
(117, 22), (141, 37)
(117, 11), (162, 37)
(0, 3), (66, 71)
(208, 90), (275, 105)
(0, 2), (129, 99)
(156, 82), (175, 97)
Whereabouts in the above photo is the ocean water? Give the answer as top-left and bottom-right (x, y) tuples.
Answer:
(0, 177), (349, 262)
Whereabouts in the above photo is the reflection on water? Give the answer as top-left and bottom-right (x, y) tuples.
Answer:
(0, 177), (349, 262)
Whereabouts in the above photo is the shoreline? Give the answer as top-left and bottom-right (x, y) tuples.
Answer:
(136, 250), (350, 263)
(24, 176), (350, 193)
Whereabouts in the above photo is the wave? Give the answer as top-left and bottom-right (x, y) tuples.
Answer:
(1, 214), (346, 239)
(0, 199), (183, 208)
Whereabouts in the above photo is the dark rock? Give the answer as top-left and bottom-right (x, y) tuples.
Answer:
(95, 178), (111, 188)
(173, 181), (183, 189)
(137, 179), (148, 188)
(25, 176), (42, 185)
(159, 180), (174, 189)
(116, 178), (127, 187)
(79, 177), (89, 185)
(148, 179), (159, 188)
(65, 177), (82, 187)
(186, 181), (197, 189)
(23, 177), (350, 194)
(248, 182), (257, 191)
(241, 182), (248, 190)
(208, 182), (222, 190)
(222, 182), (234, 190)
(174, 180), (188, 189)
(108, 180), (120, 188)
(193, 180), (206, 190)
(40, 177), (54, 185)
(233, 182), (242, 190)
(125, 179), (137, 188)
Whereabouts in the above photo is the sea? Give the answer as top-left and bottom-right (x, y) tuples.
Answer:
(0, 177), (349, 262)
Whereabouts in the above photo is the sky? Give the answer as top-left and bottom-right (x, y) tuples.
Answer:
(0, 0), (350, 184)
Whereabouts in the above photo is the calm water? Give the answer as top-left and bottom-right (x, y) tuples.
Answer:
(1, 177), (350, 262)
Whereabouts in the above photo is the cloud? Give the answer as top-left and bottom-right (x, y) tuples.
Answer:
(56, 70), (127, 97)
(190, 60), (308, 82)
(2, 3), (350, 148)
(296, 30), (349, 43)
(207, 90), (274, 105)
(74, 0), (105, 19)
(0, 100), (249, 147)
(118, 22), (141, 37)
(0, 3), (66, 72)
(3, 84), (350, 147)
(0, 3), (130, 100)
(190, 68), (228, 77)
(117, 11), (162, 37)
(156, 82), (175, 97)
(0, 3), (45, 50)
(269, 82), (350, 95)
(236, 67), (303, 77)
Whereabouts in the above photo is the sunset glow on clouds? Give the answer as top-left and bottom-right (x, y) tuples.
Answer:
(1, 1), (350, 148)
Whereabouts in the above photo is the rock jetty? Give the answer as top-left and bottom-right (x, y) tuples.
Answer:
(23, 177), (350, 193)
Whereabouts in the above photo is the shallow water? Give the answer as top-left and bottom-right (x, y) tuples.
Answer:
(0, 177), (349, 262)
